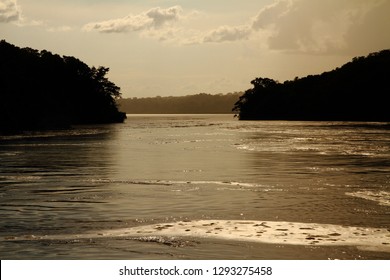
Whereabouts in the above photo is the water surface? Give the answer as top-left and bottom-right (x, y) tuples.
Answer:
(1, 114), (389, 259)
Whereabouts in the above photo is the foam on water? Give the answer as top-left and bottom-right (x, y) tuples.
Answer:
(5, 220), (390, 253)
(86, 179), (266, 188)
(346, 191), (390, 206)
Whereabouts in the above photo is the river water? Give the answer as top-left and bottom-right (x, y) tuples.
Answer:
(0, 114), (389, 259)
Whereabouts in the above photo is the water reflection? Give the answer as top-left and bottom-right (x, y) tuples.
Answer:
(236, 121), (390, 226)
(0, 126), (120, 235)
(1, 116), (390, 259)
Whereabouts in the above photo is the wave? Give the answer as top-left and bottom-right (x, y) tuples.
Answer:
(0, 128), (109, 141)
(345, 191), (390, 206)
(0, 175), (43, 182)
(86, 179), (269, 189)
(5, 219), (390, 253)
(235, 142), (387, 158)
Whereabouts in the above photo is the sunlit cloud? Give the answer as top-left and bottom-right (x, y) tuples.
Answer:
(0, 0), (44, 27)
(250, 0), (389, 53)
(82, 5), (204, 46)
(202, 25), (252, 43)
(83, 6), (183, 33)
(198, 0), (389, 53)
(0, 0), (21, 23)
(80, 0), (389, 54)
(146, 6), (182, 28)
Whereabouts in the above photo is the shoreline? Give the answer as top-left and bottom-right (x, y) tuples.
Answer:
(4, 219), (390, 254)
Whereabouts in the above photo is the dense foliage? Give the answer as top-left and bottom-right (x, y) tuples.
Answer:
(119, 92), (242, 114)
(233, 50), (390, 121)
(0, 40), (126, 133)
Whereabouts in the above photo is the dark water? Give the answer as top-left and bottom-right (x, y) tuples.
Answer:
(1, 114), (389, 259)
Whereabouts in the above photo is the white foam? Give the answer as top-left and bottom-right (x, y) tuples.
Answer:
(6, 220), (390, 252)
(346, 191), (390, 206)
(85, 179), (266, 189)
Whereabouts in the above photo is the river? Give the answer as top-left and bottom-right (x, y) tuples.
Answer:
(1, 114), (389, 259)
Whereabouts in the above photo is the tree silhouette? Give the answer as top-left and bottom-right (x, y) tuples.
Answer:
(233, 50), (390, 121)
(119, 92), (242, 114)
(0, 40), (126, 133)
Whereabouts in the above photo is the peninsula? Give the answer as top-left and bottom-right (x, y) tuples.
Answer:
(233, 50), (390, 121)
(0, 40), (126, 133)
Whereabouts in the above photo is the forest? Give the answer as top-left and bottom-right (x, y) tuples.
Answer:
(2, 40), (389, 133)
(233, 50), (390, 121)
(119, 92), (242, 114)
(0, 40), (126, 133)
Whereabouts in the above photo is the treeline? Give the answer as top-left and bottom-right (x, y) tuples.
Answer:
(119, 92), (242, 114)
(0, 40), (125, 133)
(233, 50), (390, 121)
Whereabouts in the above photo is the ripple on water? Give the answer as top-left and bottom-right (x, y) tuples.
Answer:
(345, 191), (390, 207)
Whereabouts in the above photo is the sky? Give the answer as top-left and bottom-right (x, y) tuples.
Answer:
(1, 0), (390, 98)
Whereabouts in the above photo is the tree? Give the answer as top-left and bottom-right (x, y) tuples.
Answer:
(233, 49), (390, 121)
(0, 40), (126, 133)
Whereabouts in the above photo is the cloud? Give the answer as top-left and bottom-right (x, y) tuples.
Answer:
(250, 0), (390, 54)
(251, 0), (292, 30)
(146, 6), (182, 28)
(82, 5), (251, 44)
(0, 0), (44, 27)
(199, 0), (389, 53)
(343, 0), (390, 54)
(83, 6), (183, 33)
(81, 0), (389, 53)
(0, 0), (21, 23)
(202, 25), (252, 43)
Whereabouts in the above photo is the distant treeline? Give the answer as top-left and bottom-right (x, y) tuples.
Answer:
(233, 50), (390, 121)
(119, 92), (242, 114)
(0, 40), (125, 133)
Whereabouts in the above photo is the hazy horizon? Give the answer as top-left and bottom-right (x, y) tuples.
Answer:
(1, 0), (389, 98)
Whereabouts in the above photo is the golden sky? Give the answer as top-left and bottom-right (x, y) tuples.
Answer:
(1, 0), (389, 98)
